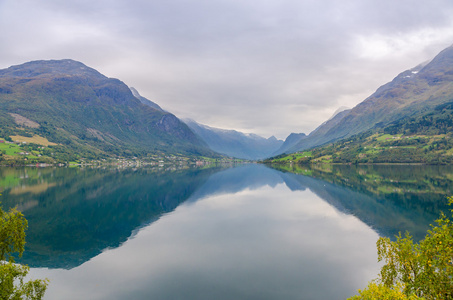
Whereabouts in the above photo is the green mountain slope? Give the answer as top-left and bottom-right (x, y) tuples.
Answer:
(0, 59), (215, 160)
(288, 45), (453, 154)
(267, 102), (453, 164)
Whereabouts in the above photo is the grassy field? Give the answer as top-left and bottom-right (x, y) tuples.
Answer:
(0, 142), (23, 156)
(10, 135), (57, 146)
(271, 151), (312, 163)
(0, 135), (57, 164)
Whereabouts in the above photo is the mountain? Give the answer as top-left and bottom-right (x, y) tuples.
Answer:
(273, 107), (351, 156)
(273, 133), (307, 156)
(287, 45), (453, 153)
(0, 59), (215, 159)
(183, 119), (283, 160)
(129, 87), (163, 111)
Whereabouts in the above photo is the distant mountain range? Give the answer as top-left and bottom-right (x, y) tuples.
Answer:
(0, 59), (215, 159)
(272, 107), (351, 156)
(280, 44), (453, 155)
(183, 119), (283, 160)
(272, 133), (307, 156)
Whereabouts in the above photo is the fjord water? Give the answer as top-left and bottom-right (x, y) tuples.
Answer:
(1, 164), (452, 299)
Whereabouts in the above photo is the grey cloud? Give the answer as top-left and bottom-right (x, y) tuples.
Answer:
(1, 0), (453, 138)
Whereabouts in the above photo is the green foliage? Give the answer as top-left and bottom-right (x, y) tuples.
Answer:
(0, 263), (48, 300)
(350, 281), (422, 299)
(0, 206), (27, 262)
(264, 151), (312, 163)
(384, 104), (453, 136)
(0, 204), (48, 299)
(349, 197), (453, 299)
(0, 143), (23, 157)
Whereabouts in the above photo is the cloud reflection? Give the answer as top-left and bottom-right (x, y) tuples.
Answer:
(30, 178), (380, 300)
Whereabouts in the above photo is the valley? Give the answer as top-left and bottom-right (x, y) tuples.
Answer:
(2, 45), (453, 166)
(3, 2), (453, 300)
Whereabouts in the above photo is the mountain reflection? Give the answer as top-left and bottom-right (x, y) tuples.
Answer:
(1, 166), (223, 269)
(0, 164), (450, 269)
(272, 164), (453, 240)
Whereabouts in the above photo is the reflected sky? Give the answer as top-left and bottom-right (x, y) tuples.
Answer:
(28, 165), (380, 300)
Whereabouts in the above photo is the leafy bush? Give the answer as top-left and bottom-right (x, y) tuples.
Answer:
(0, 203), (49, 299)
(349, 197), (453, 299)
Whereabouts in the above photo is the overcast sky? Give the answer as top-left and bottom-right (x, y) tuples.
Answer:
(1, 0), (453, 139)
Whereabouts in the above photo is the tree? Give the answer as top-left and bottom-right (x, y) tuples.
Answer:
(349, 197), (453, 299)
(349, 281), (422, 299)
(0, 203), (49, 299)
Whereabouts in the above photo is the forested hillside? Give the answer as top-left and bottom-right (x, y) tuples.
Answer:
(286, 45), (453, 154)
(0, 60), (217, 163)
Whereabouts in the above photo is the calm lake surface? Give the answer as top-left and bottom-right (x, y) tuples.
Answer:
(1, 164), (452, 299)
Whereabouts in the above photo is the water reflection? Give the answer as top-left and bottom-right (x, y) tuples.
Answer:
(0, 164), (451, 299)
(272, 164), (453, 240)
(0, 166), (223, 268)
(27, 165), (380, 300)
